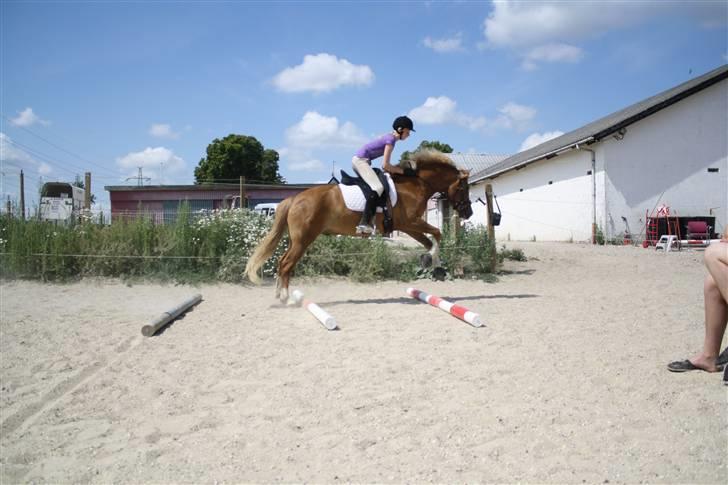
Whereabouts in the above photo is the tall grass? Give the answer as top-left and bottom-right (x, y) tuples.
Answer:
(0, 210), (521, 283)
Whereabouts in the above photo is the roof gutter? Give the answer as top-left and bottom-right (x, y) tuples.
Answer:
(472, 136), (595, 183)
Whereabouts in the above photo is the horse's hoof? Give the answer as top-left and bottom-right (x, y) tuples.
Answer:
(279, 289), (289, 303)
(420, 253), (433, 268)
(432, 266), (447, 281)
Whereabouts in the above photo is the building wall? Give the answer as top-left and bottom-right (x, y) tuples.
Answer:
(470, 78), (727, 242)
(471, 150), (598, 241)
(602, 79), (728, 239)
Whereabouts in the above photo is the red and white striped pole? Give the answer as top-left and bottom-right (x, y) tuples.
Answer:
(291, 289), (338, 330)
(406, 287), (483, 327)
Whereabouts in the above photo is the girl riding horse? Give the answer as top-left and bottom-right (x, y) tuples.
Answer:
(245, 149), (474, 303)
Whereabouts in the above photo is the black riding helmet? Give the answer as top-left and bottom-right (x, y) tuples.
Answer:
(393, 115), (415, 133)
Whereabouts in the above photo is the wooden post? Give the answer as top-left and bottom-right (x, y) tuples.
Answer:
(19, 170), (25, 220)
(239, 176), (246, 209)
(6, 197), (11, 217)
(485, 184), (496, 272)
(141, 294), (203, 337)
(84, 172), (91, 213)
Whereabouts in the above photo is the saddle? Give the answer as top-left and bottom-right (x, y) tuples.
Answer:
(339, 168), (394, 235)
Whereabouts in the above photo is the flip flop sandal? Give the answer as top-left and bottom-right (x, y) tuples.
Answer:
(716, 347), (728, 367)
(667, 360), (702, 372)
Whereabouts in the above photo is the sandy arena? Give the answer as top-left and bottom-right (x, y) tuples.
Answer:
(1, 242), (726, 483)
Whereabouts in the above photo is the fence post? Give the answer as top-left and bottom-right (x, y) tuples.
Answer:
(240, 176), (246, 209)
(485, 184), (496, 272)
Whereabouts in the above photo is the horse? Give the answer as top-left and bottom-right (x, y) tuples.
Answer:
(245, 150), (474, 302)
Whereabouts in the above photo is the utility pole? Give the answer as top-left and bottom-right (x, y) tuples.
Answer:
(19, 170), (25, 220)
(239, 176), (246, 209)
(84, 172), (91, 213)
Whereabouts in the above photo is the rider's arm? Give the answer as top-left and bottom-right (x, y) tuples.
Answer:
(382, 144), (404, 175)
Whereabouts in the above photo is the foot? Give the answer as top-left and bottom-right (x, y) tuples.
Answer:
(668, 354), (722, 372)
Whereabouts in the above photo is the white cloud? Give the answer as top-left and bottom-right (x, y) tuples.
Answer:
(408, 97), (535, 132)
(495, 102), (537, 130)
(423, 33), (464, 53)
(482, 1), (727, 69)
(272, 53), (374, 93)
(116, 146), (185, 183)
(519, 131), (564, 152)
(0, 132), (52, 179)
(409, 96), (486, 131)
(483, 1), (653, 49)
(149, 123), (180, 139)
(38, 162), (52, 175)
(10, 107), (50, 127)
(522, 43), (584, 70)
(280, 111), (367, 172)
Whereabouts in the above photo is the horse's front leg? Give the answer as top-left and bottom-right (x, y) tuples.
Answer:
(401, 220), (442, 268)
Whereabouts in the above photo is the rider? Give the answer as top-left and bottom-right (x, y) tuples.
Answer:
(352, 115), (416, 235)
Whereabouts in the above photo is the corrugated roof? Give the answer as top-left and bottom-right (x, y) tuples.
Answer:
(471, 64), (728, 182)
(448, 153), (510, 175)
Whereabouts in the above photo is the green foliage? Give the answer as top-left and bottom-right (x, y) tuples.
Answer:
(400, 139), (453, 163)
(295, 236), (419, 282)
(439, 223), (498, 279)
(0, 213), (524, 284)
(194, 134), (285, 184)
(499, 246), (527, 262)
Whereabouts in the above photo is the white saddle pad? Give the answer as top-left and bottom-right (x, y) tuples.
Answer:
(338, 173), (397, 213)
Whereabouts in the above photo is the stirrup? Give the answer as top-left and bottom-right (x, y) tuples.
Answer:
(356, 224), (374, 235)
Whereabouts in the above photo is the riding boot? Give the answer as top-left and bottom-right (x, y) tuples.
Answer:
(356, 193), (378, 235)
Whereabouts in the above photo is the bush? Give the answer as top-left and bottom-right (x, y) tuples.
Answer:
(0, 212), (523, 283)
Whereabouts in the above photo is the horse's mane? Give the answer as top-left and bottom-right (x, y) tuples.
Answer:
(401, 149), (457, 172)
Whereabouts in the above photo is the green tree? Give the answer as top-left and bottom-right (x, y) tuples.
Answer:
(400, 140), (454, 163)
(194, 134), (285, 184)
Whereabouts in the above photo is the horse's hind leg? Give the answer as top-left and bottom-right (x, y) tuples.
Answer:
(276, 233), (318, 303)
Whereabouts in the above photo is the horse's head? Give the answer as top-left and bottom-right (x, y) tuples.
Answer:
(407, 150), (474, 219)
(447, 170), (474, 219)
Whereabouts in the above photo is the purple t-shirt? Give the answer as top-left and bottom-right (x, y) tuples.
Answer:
(355, 133), (397, 160)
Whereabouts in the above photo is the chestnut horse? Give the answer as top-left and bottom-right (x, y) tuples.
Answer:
(245, 150), (474, 302)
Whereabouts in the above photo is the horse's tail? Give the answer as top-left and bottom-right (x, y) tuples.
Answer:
(245, 197), (293, 284)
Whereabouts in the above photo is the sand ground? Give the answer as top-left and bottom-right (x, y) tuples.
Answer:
(1, 242), (726, 483)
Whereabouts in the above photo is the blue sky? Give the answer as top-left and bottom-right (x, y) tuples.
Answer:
(1, 1), (726, 212)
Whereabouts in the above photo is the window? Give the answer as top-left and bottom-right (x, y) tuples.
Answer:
(707, 168), (719, 173)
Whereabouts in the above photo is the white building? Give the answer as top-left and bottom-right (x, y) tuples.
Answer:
(468, 64), (728, 242)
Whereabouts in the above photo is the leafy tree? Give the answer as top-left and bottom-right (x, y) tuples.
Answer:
(194, 134), (285, 184)
(400, 140), (454, 163)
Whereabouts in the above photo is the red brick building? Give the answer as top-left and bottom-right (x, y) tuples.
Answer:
(105, 183), (320, 223)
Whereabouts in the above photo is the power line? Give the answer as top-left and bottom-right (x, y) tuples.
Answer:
(4, 138), (85, 177)
(2, 115), (118, 176)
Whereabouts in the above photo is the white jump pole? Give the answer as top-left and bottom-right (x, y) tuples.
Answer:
(406, 287), (483, 327)
(141, 293), (203, 336)
(291, 289), (338, 330)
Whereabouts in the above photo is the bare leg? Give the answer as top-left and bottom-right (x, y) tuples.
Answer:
(689, 243), (728, 371)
